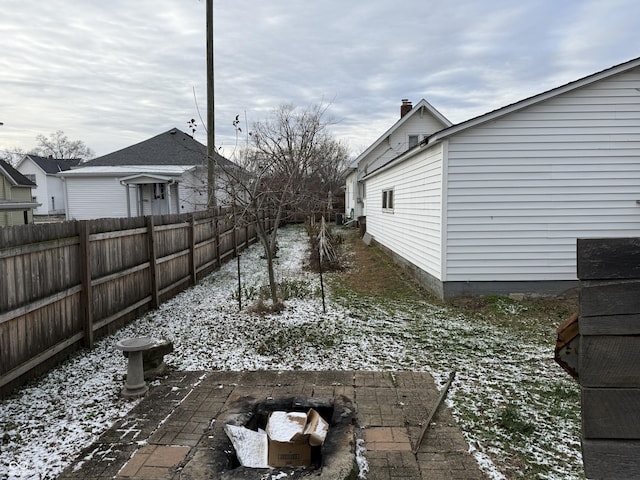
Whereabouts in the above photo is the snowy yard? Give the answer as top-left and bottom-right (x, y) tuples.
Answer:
(0, 225), (583, 479)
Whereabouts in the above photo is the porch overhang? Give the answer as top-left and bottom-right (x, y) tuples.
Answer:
(118, 174), (178, 186)
(0, 200), (40, 210)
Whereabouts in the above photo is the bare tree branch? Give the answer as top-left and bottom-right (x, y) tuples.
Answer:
(33, 130), (94, 160)
(218, 102), (349, 306)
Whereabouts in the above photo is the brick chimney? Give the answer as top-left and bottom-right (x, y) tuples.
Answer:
(400, 99), (412, 118)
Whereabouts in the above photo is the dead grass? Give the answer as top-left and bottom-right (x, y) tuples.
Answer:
(334, 228), (437, 302)
(333, 227), (578, 333)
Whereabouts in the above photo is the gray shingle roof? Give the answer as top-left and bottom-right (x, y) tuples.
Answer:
(0, 159), (36, 187)
(84, 128), (234, 167)
(27, 155), (81, 173)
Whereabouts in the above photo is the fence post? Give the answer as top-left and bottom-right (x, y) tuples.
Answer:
(189, 215), (197, 285)
(78, 220), (94, 348)
(214, 216), (221, 268)
(146, 216), (159, 309)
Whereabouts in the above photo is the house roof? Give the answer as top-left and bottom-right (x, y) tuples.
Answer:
(350, 98), (452, 168)
(0, 159), (36, 187)
(366, 56), (640, 179)
(23, 155), (81, 173)
(83, 128), (234, 168)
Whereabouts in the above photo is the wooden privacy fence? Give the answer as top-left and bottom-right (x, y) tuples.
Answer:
(575, 237), (640, 479)
(0, 209), (272, 397)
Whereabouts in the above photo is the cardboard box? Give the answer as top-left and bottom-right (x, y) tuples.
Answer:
(268, 437), (312, 467)
(266, 409), (329, 467)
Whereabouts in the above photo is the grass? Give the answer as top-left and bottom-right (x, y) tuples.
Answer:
(498, 404), (536, 435)
(323, 228), (583, 480)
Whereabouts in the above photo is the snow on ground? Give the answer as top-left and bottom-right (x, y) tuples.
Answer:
(0, 225), (583, 479)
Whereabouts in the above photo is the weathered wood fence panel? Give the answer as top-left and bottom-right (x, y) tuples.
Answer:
(577, 237), (640, 479)
(0, 209), (271, 396)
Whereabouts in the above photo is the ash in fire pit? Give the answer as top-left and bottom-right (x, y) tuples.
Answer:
(206, 395), (356, 479)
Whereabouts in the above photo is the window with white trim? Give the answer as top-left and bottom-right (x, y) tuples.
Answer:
(382, 188), (394, 211)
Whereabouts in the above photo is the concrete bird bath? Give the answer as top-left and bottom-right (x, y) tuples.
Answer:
(116, 337), (155, 398)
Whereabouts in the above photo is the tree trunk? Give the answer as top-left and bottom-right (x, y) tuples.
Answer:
(254, 209), (281, 305)
(266, 251), (278, 304)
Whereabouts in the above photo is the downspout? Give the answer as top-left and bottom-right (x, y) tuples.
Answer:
(61, 176), (70, 220)
(137, 185), (143, 216)
(125, 184), (131, 217)
(166, 181), (172, 214)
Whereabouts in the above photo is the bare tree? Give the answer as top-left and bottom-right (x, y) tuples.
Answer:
(221, 103), (349, 306)
(0, 146), (27, 166)
(34, 130), (94, 160)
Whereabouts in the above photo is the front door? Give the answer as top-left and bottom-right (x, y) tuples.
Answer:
(151, 183), (169, 215)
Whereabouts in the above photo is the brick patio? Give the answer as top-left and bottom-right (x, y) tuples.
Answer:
(58, 370), (488, 480)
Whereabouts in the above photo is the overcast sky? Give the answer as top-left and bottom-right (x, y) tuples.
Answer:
(1, 0), (639, 160)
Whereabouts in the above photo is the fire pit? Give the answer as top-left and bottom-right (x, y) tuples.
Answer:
(205, 395), (356, 479)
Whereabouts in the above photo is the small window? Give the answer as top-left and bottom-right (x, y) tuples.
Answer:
(25, 173), (36, 184)
(382, 189), (394, 210)
(408, 134), (427, 149)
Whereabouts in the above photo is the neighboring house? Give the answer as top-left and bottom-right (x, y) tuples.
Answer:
(0, 159), (39, 226)
(345, 99), (451, 222)
(58, 128), (235, 220)
(15, 155), (81, 216)
(360, 56), (640, 299)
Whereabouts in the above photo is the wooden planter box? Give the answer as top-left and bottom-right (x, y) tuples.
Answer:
(576, 238), (640, 479)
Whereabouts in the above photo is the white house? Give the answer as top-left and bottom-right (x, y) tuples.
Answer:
(15, 155), (81, 216)
(59, 128), (235, 220)
(360, 57), (640, 299)
(345, 99), (451, 223)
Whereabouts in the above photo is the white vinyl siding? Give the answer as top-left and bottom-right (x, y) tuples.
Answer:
(359, 106), (450, 174)
(178, 167), (207, 212)
(389, 113), (442, 154)
(16, 159), (48, 215)
(367, 144), (444, 279)
(444, 69), (640, 282)
(46, 175), (66, 214)
(344, 170), (358, 219)
(65, 176), (132, 220)
(16, 157), (69, 215)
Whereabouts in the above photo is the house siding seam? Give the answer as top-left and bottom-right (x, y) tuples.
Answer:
(366, 143), (444, 279)
(444, 69), (640, 282)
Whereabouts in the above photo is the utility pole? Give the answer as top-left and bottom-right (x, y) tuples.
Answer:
(206, 0), (216, 210)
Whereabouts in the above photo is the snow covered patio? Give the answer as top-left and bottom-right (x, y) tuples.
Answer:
(57, 370), (484, 479)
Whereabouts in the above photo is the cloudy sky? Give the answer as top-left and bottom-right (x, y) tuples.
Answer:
(1, 0), (639, 160)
